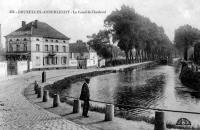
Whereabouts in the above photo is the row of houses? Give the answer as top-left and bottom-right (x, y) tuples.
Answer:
(2, 20), (104, 75)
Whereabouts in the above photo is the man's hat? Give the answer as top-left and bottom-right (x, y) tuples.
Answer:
(85, 77), (90, 83)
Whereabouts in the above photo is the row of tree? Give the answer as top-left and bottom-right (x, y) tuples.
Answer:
(174, 24), (200, 61)
(88, 5), (173, 63)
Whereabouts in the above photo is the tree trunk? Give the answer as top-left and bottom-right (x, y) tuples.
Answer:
(130, 50), (133, 63)
(184, 46), (188, 61)
(136, 49), (139, 63)
(125, 51), (128, 64)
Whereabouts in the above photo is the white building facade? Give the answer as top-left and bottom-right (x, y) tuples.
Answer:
(69, 43), (98, 68)
(5, 20), (70, 71)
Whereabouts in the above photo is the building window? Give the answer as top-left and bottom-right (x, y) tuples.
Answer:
(63, 40), (65, 43)
(9, 45), (13, 52)
(16, 44), (20, 51)
(62, 57), (67, 64)
(56, 40), (58, 43)
(24, 38), (27, 41)
(52, 57), (58, 65)
(53, 57), (57, 65)
(36, 38), (39, 41)
(50, 45), (54, 51)
(47, 57), (52, 65)
(45, 39), (48, 42)
(55, 45), (59, 52)
(36, 44), (40, 51)
(51, 39), (53, 42)
(63, 46), (66, 52)
(45, 45), (48, 51)
(44, 57), (48, 65)
(16, 39), (19, 41)
(24, 44), (27, 51)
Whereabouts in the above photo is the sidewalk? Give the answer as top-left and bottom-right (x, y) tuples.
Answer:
(0, 69), (94, 130)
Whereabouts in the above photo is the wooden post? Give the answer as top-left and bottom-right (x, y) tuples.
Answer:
(154, 111), (166, 130)
(105, 104), (114, 121)
(37, 87), (42, 98)
(43, 90), (49, 102)
(73, 99), (81, 113)
(53, 94), (60, 107)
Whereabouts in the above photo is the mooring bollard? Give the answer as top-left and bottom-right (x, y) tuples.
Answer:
(37, 87), (42, 98)
(34, 82), (39, 94)
(43, 90), (49, 102)
(35, 85), (38, 94)
(154, 111), (166, 130)
(73, 99), (81, 113)
(42, 71), (46, 83)
(53, 94), (60, 107)
(34, 81), (37, 91)
(105, 104), (114, 121)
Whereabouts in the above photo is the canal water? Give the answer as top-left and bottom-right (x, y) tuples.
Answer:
(63, 62), (200, 126)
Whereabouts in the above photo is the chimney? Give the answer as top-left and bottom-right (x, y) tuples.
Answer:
(34, 20), (38, 28)
(22, 21), (26, 27)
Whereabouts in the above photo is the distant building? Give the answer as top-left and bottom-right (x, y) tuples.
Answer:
(69, 42), (98, 68)
(0, 24), (5, 61)
(5, 20), (70, 70)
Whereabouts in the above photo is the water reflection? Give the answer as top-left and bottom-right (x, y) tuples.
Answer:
(66, 64), (200, 125)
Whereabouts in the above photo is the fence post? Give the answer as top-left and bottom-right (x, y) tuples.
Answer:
(105, 104), (114, 121)
(42, 71), (46, 83)
(43, 90), (49, 102)
(73, 99), (81, 113)
(154, 111), (166, 130)
(37, 87), (42, 98)
(53, 94), (60, 107)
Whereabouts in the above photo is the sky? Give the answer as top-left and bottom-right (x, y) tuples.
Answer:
(0, 0), (200, 48)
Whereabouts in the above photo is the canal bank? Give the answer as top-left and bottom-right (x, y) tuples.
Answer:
(24, 61), (155, 130)
(64, 60), (200, 129)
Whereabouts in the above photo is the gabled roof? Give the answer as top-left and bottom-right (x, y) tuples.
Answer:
(69, 43), (95, 53)
(6, 20), (70, 40)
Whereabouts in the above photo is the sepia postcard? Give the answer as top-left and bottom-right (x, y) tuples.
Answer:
(0, 0), (200, 130)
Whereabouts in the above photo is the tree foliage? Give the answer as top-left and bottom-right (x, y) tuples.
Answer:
(174, 25), (200, 60)
(87, 30), (125, 60)
(104, 5), (173, 62)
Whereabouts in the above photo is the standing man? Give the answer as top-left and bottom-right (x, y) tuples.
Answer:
(80, 78), (90, 117)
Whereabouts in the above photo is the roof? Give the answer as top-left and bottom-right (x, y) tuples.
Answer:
(69, 43), (96, 53)
(6, 20), (70, 40)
